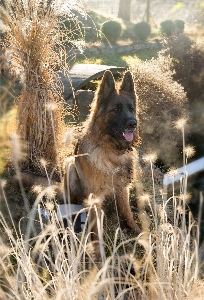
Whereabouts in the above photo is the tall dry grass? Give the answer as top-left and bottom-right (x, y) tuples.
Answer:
(0, 113), (203, 299)
(0, 0), (85, 179)
(0, 139), (203, 299)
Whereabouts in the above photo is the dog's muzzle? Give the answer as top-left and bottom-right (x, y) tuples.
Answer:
(126, 119), (137, 132)
(122, 119), (137, 142)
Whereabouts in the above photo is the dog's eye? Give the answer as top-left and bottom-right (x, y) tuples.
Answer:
(129, 107), (134, 112)
(114, 104), (122, 112)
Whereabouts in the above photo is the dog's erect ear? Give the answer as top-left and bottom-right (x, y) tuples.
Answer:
(119, 71), (136, 98)
(98, 70), (116, 101)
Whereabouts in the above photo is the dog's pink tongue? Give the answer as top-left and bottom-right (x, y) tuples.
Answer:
(123, 132), (133, 142)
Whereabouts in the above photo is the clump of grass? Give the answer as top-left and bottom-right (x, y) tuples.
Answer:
(0, 147), (203, 299)
(131, 53), (188, 166)
(0, 120), (201, 300)
(0, 0), (85, 179)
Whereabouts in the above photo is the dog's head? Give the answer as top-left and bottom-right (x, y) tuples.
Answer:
(89, 70), (140, 150)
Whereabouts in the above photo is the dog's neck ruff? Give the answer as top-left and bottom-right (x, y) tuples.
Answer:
(81, 140), (135, 175)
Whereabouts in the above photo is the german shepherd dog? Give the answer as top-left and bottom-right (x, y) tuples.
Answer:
(13, 70), (141, 242)
(64, 70), (142, 239)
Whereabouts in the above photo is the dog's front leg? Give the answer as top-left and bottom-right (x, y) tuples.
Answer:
(116, 187), (142, 234)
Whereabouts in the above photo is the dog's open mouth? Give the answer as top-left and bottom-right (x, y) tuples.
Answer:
(122, 129), (136, 142)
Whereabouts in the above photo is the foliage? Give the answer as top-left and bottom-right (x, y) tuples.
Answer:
(133, 21), (151, 41)
(131, 54), (188, 165)
(174, 19), (185, 33)
(160, 19), (176, 36)
(161, 33), (204, 108)
(100, 20), (123, 43)
(160, 19), (186, 36)
(161, 33), (204, 157)
(59, 18), (84, 45)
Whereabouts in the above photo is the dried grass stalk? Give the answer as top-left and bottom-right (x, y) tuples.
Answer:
(0, 0), (84, 179)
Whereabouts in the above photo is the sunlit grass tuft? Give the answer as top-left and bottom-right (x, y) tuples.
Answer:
(0, 0), (86, 179)
(0, 146), (203, 299)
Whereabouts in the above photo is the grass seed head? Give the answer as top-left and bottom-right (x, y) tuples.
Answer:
(44, 186), (57, 200)
(63, 127), (75, 145)
(0, 179), (7, 188)
(167, 167), (179, 177)
(183, 145), (195, 159)
(84, 193), (101, 206)
(10, 133), (27, 165)
(45, 201), (54, 211)
(175, 118), (187, 130)
(40, 158), (47, 168)
(46, 102), (58, 111)
(143, 153), (157, 163)
(32, 185), (43, 194)
(139, 193), (151, 204)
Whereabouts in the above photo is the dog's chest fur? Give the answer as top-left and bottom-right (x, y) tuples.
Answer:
(75, 137), (137, 198)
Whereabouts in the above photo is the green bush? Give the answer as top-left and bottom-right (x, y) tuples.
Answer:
(174, 19), (185, 33)
(101, 20), (123, 43)
(59, 18), (84, 44)
(160, 20), (176, 36)
(133, 21), (151, 41)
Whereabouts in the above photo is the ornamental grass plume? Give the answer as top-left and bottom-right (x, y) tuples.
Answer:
(0, 0), (84, 179)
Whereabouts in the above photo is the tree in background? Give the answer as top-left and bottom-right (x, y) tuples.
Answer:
(117, 0), (151, 23)
(146, 0), (150, 23)
(118, 0), (132, 21)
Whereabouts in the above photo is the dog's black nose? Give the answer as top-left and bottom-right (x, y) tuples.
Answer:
(126, 119), (137, 129)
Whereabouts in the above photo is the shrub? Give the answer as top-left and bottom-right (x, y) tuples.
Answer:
(60, 18), (84, 44)
(133, 21), (151, 41)
(174, 19), (185, 33)
(130, 54), (188, 165)
(161, 34), (204, 158)
(101, 20), (123, 43)
(161, 33), (204, 103)
(160, 20), (176, 36)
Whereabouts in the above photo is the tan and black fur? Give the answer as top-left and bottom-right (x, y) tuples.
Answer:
(13, 70), (142, 240)
(64, 70), (142, 238)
